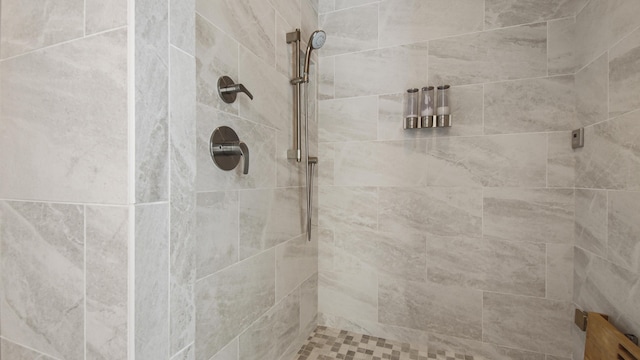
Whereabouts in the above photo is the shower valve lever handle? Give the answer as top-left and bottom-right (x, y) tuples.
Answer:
(217, 76), (253, 103)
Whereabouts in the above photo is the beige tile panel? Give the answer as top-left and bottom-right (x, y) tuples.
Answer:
(575, 110), (640, 191)
(546, 244), (574, 302)
(608, 191), (640, 273)
(319, 96), (378, 142)
(196, 0), (276, 66)
(426, 134), (548, 188)
(547, 131), (575, 188)
(575, 53), (609, 128)
(378, 187), (482, 237)
(333, 229), (427, 282)
(0, 201), (84, 359)
(483, 188), (574, 244)
(485, 0), (586, 29)
(239, 187), (305, 260)
(319, 3), (378, 57)
(334, 42), (429, 98)
(318, 186), (378, 232)
(609, 27), (640, 118)
(482, 292), (573, 357)
(429, 23), (547, 86)
(195, 248), (276, 360)
(427, 236), (546, 297)
(484, 76), (577, 134)
(574, 189), (607, 257)
(319, 270), (378, 323)
(379, 277), (483, 340)
(548, 17), (578, 76)
(0, 29), (128, 204)
(276, 234), (318, 301)
(378, 0), (483, 48)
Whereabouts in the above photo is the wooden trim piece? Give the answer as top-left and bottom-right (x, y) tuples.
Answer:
(585, 312), (640, 360)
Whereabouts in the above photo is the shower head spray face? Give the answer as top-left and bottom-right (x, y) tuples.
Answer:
(303, 30), (326, 82)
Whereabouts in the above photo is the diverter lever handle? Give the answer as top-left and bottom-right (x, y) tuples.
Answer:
(218, 76), (254, 103)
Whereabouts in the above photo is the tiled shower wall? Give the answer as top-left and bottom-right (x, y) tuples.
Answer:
(0, 0), (196, 359)
(571, 0), (640, 359)
(317, 1), (588, 359)
(193, 0), (319, 360)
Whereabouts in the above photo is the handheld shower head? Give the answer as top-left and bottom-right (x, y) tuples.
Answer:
(303, 30), (326, 82)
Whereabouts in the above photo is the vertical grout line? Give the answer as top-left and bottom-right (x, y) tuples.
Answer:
(84, 205), (87, 360)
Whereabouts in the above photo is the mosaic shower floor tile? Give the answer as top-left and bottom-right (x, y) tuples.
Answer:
(294, 326), (475, 360)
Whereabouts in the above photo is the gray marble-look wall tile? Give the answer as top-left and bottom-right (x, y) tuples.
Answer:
(170, 343), (195, 360)
(275, 130), (306, 188)
(609, 27), (640, 118)
(0, 339), (57, 360)
(0, 0), (84, 59)
(484, 188), (574, 245)
(608, 191), (640, 273)
(573, 247), (640, 336)
(319, 270), (378, 323)
(575, 0), (608, 68)
(196, 105), (276, 192)
(318, 0), (334, 13)
(86, 206), (129, 360)
(0, 201), (84, 359)
(379, 187), (482, 237)
(429, 23), (547, 86)
(334, 230), (426, 282)
(238, 47), (292, 132)
(196, 0), (276, 66)
(575, 110), (640, 191)
(333, 139), (427, 187)
(379, 0), (483, 48)
(379, 277), (483, 340)
(547, 132), (575, 188)
(319, 3), (378, 57)
(271, 0), (302, 32)
(575, 53), (609, 128)
(171, 0), (196, 54)
(317, 143), (334, 186)
(135, 204), (170, 360)
(319, 96), (378, 142)
(170, 43), (197, 356)
(238, 290), (300, 360)
(334, 0), (378, 10)
(574, 189), (607, 257)
(484, 76), (577, 134)
(607, 0), (640, 48)
(546, 244), (574, 302)
(136, 0), (170, 203)
(0, 29), (128, 204)
(239, 187), (304, 259)
(548, 17), (578, 76)
(196, 15), (239, 115)
(300, 273), (319, 329)
(485, 0), (586, 29)
(195, 248), (275, 360)
(208, 338), (238, 360)
(427, 333), (546, 360)
(334, 42), (429, 98)
(318, 228), (335, 271)
(301, 0), (319, 43)
(86, 0), (127, 34)
(377, 85), (484, 140)
(196, 191), (239, 279)
(427, 236), (546, 297)
(482, 292), (572, 357)
(276, 235), (318, 301)
(425, 134), (548, 188)
(318, 186), (378, 232)
(318, 57), (335, 100)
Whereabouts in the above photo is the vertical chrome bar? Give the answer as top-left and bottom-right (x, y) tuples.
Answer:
(287, 29), (302, 162)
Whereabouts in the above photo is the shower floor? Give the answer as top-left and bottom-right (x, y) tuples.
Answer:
(294, 326), (474, 360)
